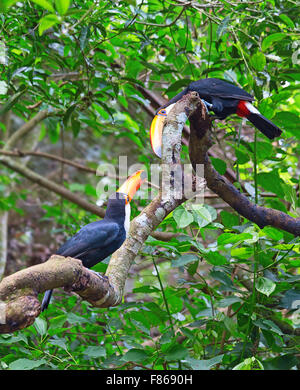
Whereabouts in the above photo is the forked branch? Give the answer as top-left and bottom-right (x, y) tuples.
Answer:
(0, 92), (206, 333)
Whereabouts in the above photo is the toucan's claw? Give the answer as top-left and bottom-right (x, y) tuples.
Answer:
(202, 99), (213, 114)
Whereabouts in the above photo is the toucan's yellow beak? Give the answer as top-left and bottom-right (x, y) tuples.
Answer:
(150, 104), (175, 158)
(117, 170), (144, 203)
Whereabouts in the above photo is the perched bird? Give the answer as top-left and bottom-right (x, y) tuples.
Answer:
(150, 78), (282, 158)
(41, 170), (144, 311)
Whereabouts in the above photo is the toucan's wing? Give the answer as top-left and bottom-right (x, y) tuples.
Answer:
(188, 78), (254, 101)
(56, 220), (121, 259)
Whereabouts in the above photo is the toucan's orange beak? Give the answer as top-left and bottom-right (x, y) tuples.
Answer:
(150, 104), (175, 158)
(117, 170), (144, 203)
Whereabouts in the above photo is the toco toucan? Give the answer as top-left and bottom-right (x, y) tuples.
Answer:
(41, 170), (144, 311)
(150, 78), (282, 158)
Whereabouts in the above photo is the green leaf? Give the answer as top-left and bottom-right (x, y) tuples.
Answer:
(83, 346), (106, 358)
(233, 357), (264, 370)
(9, 358), (46, 370)
(216, 15), (230, 38)
(282, 183), (298, 211)
(173, 207), (194, 228)
(262, 33), (286, 51)
(31, 0), (55, 13)
(273, 112), (299, 137)
(39, 14), (60, 35)
(210, 157), (227, 175)
(122, 348), (149, 362)
(0, 0), (18, 12)
(191, 204), (215, 228)
(256, 172), (284, 198)
(217, 297), (242, 308)
(231, 247), (253, 259)
(172, 253), (198, 267)
(48, 338), (68, 351)
(116, 132), (143, 148)
(250, 52), (266, 71)
(220, 211), (240, 228)
(279, 14), (295, 29)
(33, 317), (47, 336)
(79, 25), (91, 50)
(254, 141), (273, 162)
(223, 316), (237, 335)
(234, 147), (250, 164)
(186, 355), (223, 370)
(217, 232), (252, 246)
(165, 344), (189, 361)
(133, 285), (160, 293)
(55, 0), (70, 15)
(205, 251), (228, 265)
(264, 354), (298, 370)
(262, 226), (284, 241)
(256, 277), (276, 296)
(253, 319), (283, 335)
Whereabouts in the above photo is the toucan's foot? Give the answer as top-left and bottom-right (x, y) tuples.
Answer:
(202, 99), (213, 113)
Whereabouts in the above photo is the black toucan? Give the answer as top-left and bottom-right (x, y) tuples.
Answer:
(150, 78), (282, 158)
(41, 170), (144, 311)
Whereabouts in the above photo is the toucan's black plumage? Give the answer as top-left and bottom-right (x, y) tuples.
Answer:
(41, 170), (143, 311)
(41, 194), (127, 311)
(150, 78), (282, 157)
(160, 78), (254, 119)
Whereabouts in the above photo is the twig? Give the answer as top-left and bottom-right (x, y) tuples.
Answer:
(4, 109), (56, 151)
(0, 155), (106, 218)
(188, 111), (300, 235)
(134, 7), (186, 27)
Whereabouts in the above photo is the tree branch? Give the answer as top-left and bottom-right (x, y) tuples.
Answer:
(4, 109), (55, 151)
(0, 155), (106, 218)
(0, 149), (159, 190)
(188, 109), (300, 236)
(0, 92), (206, 332)
(136, 85), (245, 188)
(98, 91), (204, 305)
(0, 255), (116, 333)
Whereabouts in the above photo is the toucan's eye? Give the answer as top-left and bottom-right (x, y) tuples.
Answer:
(158, 109), (167, 116)
(125, 195), (130, 204)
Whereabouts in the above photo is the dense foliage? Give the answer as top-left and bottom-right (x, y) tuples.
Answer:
(0, 0), (299, 370)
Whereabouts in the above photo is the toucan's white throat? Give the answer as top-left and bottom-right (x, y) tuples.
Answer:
(124, 202), (131, 237)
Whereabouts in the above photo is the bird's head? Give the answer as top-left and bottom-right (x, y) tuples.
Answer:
(105, 170), (144, 232)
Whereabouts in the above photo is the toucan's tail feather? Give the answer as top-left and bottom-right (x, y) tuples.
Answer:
(41, 289), (53, 312)
(247, 113), (282, 140)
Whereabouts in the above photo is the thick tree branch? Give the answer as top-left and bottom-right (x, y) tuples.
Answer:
(0, 92), (205, 332)
(188, 109), (300, 236)
(0, 255), (115, 333)
(98, 91), (204, 305)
